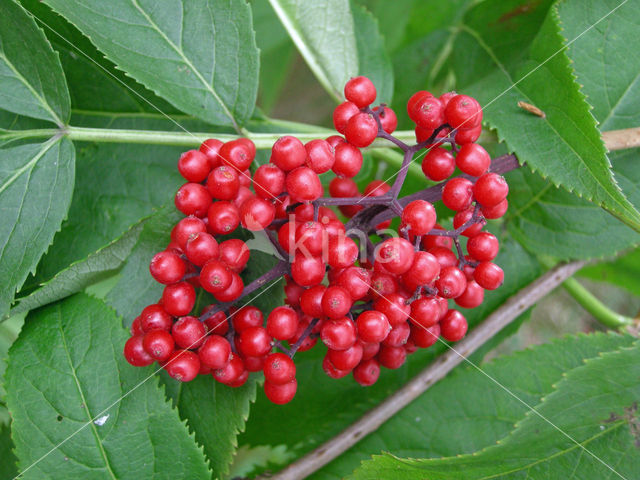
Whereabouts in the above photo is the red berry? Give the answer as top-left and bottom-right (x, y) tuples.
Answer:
(271, 136), (307, 171)
(453, 208), (485, 237)
(410, 297), (440, 329)
(375, 238), (415, 275)
(253, 164), (285, 199)
(322, 286), (352, 319)
(286, 167), (324, 203)
(336, 267), (370, 300)
(445, 94), (482, 129)
(428, 246), (458, 268)
(442, 177), (474, 211)
(207, 201), (240, 234)
(435, 266), (467, 299)
(149, 251), (186, 285)
(207, 166), (240, 201)
(218, 139), (254, 171)
(327, 343), (363, 371)
(244, 355), (267, 372)
(162, 282), (196, 316)
(199, 138), (224, 168)
(333, 101), (360, 134)
(327, 235), (359, 269)
(402, 251), (441, 287)
(329, 176), (359, 197)
(164, 350), (200, 382)
(345, 113), (378, 148)
(171, 216), (206, 251)
(198, 335), (232, 369)
(175, 182), (212, 217)
(440, 310), (468, 342)
(202, 309), (228, 335)
(481, 198), (509, 219)
(240, 197), (275, 231)
(213, 353), (245, 384)
(456, 143), (491, 177)
(321, 317), (357, 350)
(185, 232), (219, 267)
(299, 284), (326, 317)
(353, 358), (380, 386)
(264, 379), (297, 404)
(377, 345), (406, 369)
(332, 142), (363, 177)
(473, 262), (504, 290)
(454, 280), (485, 309)
(263, 352), (296, 385)
(266, 306), (298, 340)
(413, 96), (445, 130)
(171, 316), (207, 349)
(295, 221), (325, 256)
(382, 321), (410, 347)
(467, 232), (499, 261)
(178, 149), (210, 182)
(410, 322), (440, 348)
(422, 224), (453, 250)
(373, 293), (410, 326)
(143, 329), (175, 362)
(422, 147), (455, 181)
(373, 106), (398, 133)
(291, 255), (325, 287)
(232, 306), (264, 332)
(369, 272), (399, 298)
(218, 239), (250, 272)
(356, 310), (391, 343)
(344, 76), (376, 108)
(124, 335), (155, 366)
(131, 316), (144, 336)
(213, 272), (244, 302)
(407, 90), (433, 121)
(305, 139), (335, 174)
(199, 260), (232, 293)
(455, 124), (482, 144)
(401, 200), (437, 236)
(237, 326), (272, 358)
(473, 173), (509, 207)
(140, 304), (173, 332)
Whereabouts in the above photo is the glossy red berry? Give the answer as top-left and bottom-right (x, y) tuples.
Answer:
(413, 96), (445, 130)
(382, 321), (410, 347)
(445, 94), (482, 129)
(481, 198), (509, 219)
(422, 147), (455, 181)
(214, 239), (248, 273)
(455, 124), (482, 144)
(401, 200), (437, 236)
(164, 350), (200, 382)
(264, 379), (297, 404)
(373, 106), (398, 133)
(286, 167), (324, 203)
(149, 251), (186, 284)
(322, 286), (352, 319)
(336, 267), (370, 300)
(375, 238), (415, 275)
(332, 142), (363, 177)
(333, 101), (360, 134)
(473, 262), (504, 290)
(175, 182), (212, 217)
(178, 149), (210, 182)
(271, 135), (306, 171)
(327, 235), (359, 269)
(453, 208), (484, 237)
(321, 317), (357, 351)
(353, 358), (380, 386)
(327, 343), (363, 371)
(140, 304), (173, 332)
(207, 166), (240, 201)
(440, 309), (468, 342)
(467, 232), (499, 261)
(199, 260), (232, 293)
(377, 345), (407, 369)
(454, 280), (485, 309)
(345, 113), (378, 148)
(239, 197), (275, 231)
(237, 326), (272, 358)
(356, 310), (391, 343)
(407, 90), (433, 121)
(213, 272), (244, 302)
(124, 335), (155, 366)
(171, 316), (207, 349)
(473, 173), (509, 207)
(291, 255), (325, 287)
(218, 139), (254, 171)
(373, 293), (410, 326)
(207, 201), (240, 235)
(456, 143), (491, 177)
(199, 138), (224, 168)
(403, 251), (441, 287)
(171, 216), (206, 251)
(263, 352), (296, 385)
(143, 329), (175, 362)
(410, 322), (440, 348)
(305, 139), (335, 174)
(435, 266), (468, 299)
(266, 306), (298, 340)
(344, 76), (376, 108)
(253, 164), (285, 199)
(198, 335), (232, 369)
(213, 353), (245, 385)
(185, 232), (219, 267)
(231, 306), (264, 332)
(409, 297), (440, 329)
(295, 221), (325, 256)
(442, 177), (474, 211)
(162, 281), (196, 316)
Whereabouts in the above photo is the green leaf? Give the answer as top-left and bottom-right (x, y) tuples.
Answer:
(28, 139), (182, 287)
(506, 150), (640, 260)
(0, 313), (24, 427)
(351, 339), (640, 479)
(447, 0), (640, 231)
(0, 423), (18, 480)
(237, 240), (540, 477)
(5, 293), (210, 479)
(0, 137), (75, 318)
(43, 0), (259, 129)
(9, 222), (142, 317)
(557, 0), (640, 131)
(167, 374), (258, 478)
(268, 0), (358, 101)
(351, 2), (393, 105)
(317, 332), (635, 479)
(0, 0), (70, 125)
(579, 248), (640, 298)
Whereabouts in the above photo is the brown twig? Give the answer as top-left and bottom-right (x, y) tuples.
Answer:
(263, 260), (586, 480)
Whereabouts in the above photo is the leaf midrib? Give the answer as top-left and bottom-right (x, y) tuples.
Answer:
(129, 0), (239, 132)
(57, 305), (117, 479)
(0, 52), (63, 126)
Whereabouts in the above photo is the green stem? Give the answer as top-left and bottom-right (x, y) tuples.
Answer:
(539, 258), (633, 329)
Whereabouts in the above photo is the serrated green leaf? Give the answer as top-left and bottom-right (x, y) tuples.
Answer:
(351, 2), (393, 105)
(447, 0), (640, 231)
(42, 0), (259, 129)
(0, 422), (18, 480)
(28, 139), (182, 288)
(268, 0), (358, 101)
(9, 222), (142, 317)
(506, 149), (640, 260)
(317, 332), (635, 480)
(5, 293), (210, 479)
(558, 0), (640, 131)
(166, 374), (258, 478)
(0, 137), (75, 318)
(0, 0), (70, 125)
(351, 339), (640, 479)
(579, 248), (640, 297)
(238, 240), (540, 477)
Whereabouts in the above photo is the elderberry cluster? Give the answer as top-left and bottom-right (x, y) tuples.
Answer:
(123, 76), (509, 405)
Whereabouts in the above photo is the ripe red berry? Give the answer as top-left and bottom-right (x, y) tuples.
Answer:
(171, 316), (207, 349)
(299, 285), (325, 317)
(198, 335), (232, 369)
(178, 149), (210, 182)
(199, 138), (224, 168)
(207, 201), (240, 234)
(124, 335), (155, 366)
(327, 235), (359, 269)
(200, 260), (232, 293)
(291, 255), (326, 287)
(445, 94), (482, 129)
(286, 167), (324, 203)
(175, 182), (212, 217)
(202, 309), (229, 335)
(375, 238), (415, 275)
(407, 90), (433, 121)
(377, 345), (407, 369)
(456, 143), (491, 177)
(336, 267), (371, 300)
(356, 310), (391, 343)
(401, 200), (437, 236)
(435, 266), (468, 299)
(428, 246), (458, 268)
(440, 309), (468, 342)
(454, 280), (485, 309)
(271, 135), (307, 171)
(140, 304), (173, 332)
(295, 221), (325, 256)
(473, 173), (509, 207)
(422, 147), (456, 181)
(373, 293), (410, 326)
(185, 232), (219, 267)
(321, 317), (357, 351)
(143, 329), (175, 362)
(413, 96), (445, 130)
(329, 176), (359, 197)
(149, 251), (186, 284)
(409, 297), (441, 329)
(239, 197), (276, 231)
(453, 208), (485, 237)
(344, 76), (376, 108)
(213, 272), (244, 302)
(162, 282), (196, 316)
(322, 286), (352, 319)
(171, 216), (206, 251)
(213, 353), (245, 385)
(382, 321), (410, 347)
(264, 379), (297, 404)
(305, 139), (335, 174)
(263, 353), (296, 385)
(455, 124), (482, 145)
(467, 232), (499, 261)
(218, 139), (254, 171)
(232, 306), (264, 332)
(442, 177), (474, 211)
(266, 306), (298, 340)
(328, 343), (363, 371)
(473, 262), (504, 290)
(333, 101), (360, 134)
(481, 198), (509, 219)
(373, 106), (398, 133)
(332, 142), (363, 177)
(422, 224), (453, 250)
(253, 164), (285, 199)
(402, 251), (441, 287)
(410, 322), (440, 348)
(345, 113), (378, 148)
(164, 350), (200, 382)
(353, 358), (380, 386)
(237, 326), (272, 358)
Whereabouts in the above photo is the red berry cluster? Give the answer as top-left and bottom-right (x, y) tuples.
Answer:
(123, 76), (510, 405)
